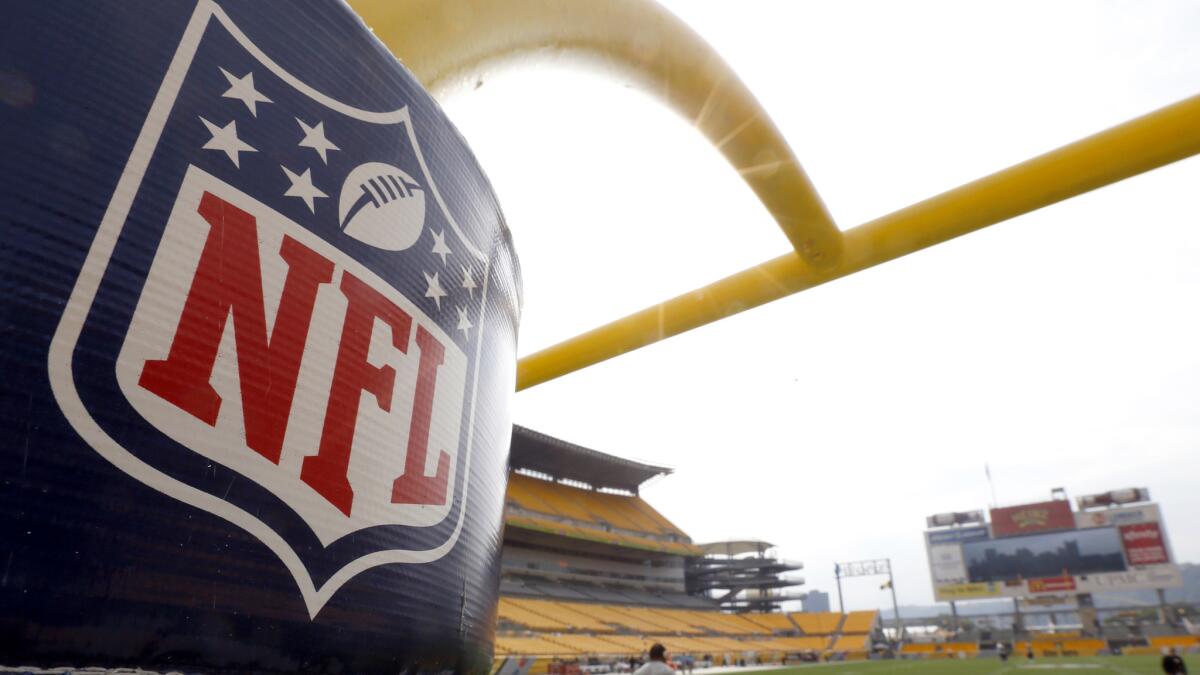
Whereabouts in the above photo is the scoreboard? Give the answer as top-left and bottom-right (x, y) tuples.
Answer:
(925, 494), (1182, 602)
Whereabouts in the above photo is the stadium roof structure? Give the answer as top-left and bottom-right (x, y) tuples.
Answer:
(509, 425), (671, 493)
(698, 540), (776, 557)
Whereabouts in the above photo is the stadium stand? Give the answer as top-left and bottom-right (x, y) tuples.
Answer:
(495, 635), (575, 657)
(831, 633), (870, 652)
(900, 642), (979, 658)
(788, 611), (844, 635)
(562, 603), (672, 633)
(495, 427), (882, 667)
(1151, 635), (1200, 649)
(590, 634), (648, 653)
(745, 612), (799, 632)
(494, 600), (875, 656)
(1119, 635), (1200, 656)
(841, 609), (878, 634)
(502, 598), (613, 633)
(496, 598), (572, 631)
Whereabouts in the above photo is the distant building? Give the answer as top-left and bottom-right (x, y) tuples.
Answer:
(803, 590), (830, 613)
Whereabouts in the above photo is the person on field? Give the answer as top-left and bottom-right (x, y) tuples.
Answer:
(633, 643), (672, 675)
(1162, 647), (1187, 675)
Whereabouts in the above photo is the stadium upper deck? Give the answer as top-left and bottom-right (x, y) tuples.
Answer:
(504, 426), (701, 558)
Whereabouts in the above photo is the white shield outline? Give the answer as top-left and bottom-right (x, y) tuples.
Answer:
(47, 0), (491, 618)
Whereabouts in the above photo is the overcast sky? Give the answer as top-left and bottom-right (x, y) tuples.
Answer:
(439, 1), (1200, 611)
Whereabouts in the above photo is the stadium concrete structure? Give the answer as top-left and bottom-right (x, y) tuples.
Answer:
(495, 426), (879, 667)
(493, 431), (1200, 669)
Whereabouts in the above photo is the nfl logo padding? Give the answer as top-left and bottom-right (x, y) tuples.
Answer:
(0, 1), (520, 673)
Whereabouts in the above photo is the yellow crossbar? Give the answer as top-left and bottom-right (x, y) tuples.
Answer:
(517, 93), (1200, 389)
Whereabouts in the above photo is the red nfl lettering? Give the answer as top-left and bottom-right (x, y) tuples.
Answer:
(139, 192), (334, 465)
(392, 325), (450, 506)
(298, 273), (449, 515)
(143, 191), (453, 518)
(300, 271), (414, 516)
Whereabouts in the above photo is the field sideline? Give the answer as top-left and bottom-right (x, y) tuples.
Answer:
(746, 655), (1169, 675)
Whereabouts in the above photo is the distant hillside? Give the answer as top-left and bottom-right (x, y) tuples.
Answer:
(882, 563), (1199, 619)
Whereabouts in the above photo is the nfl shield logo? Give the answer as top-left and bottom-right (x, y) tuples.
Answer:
(48, 0), (503, 618)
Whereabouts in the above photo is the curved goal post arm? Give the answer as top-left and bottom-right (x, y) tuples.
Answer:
(348, 0), (843, 266)
(350, 0), (1200, 391)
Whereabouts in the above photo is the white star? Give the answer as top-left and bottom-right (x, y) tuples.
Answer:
(431, 229), (452, 266)
(199, 117), (256, 167)
(220, 68), (272, 117)
(281, 165), (327, 213)
(455, 306), (473, 338)
(424, 271), (447, 310)
(461, 265), (477, 297)
(296, 118), (339, 164)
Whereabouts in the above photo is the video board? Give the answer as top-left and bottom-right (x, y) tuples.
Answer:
(925, 501), (1181, 601)
(962, 527), (1125, 582)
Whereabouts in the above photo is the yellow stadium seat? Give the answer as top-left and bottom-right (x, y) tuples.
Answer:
(1028, 638), (1108, 656)
(495, 635), (578, 656)
(787, 612), (842, 635)
(596, 635), (652, 652)
(841, 610), (877, 634)
(831, 634), (869, 652)
(504, 474), (705, 555)
(1151, 636), (1200, 649)
(506, 598), (614, 633)
(494, 597), (878, 661)
(553, 601), (671, 633)
(743, 613), (798, 632)
(497, 598), (572, 631)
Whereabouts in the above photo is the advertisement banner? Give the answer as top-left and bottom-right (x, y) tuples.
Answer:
(1028, 576), (1077, 593)
(1086, 567), (1183, 591)
(937, 582), (1002, 599)
(929, 544), (969, 584)
(1121, 523), (1169, 565)
(1075, 504), (1156, 529)
(927, 525), (990, 545)
(1021, 595), (1078, 609)
(990, 500), (1075, 537)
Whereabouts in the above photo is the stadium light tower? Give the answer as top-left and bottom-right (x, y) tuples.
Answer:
(835, 558), (905, 643)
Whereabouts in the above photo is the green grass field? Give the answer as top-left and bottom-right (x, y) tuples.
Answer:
(755, 655), (1168, 675)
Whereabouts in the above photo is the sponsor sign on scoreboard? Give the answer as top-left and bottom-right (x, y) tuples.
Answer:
(990, 500), (1075, 537)
(1121, 523), (1169, 565)
(1028, 576), (1077, 594)
(937, 582), (1003, 599)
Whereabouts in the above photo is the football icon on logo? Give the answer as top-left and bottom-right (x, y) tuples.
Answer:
(338, 161), (425, 250)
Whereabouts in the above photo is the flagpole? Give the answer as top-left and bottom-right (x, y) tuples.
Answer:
(887, 559), (903, 644)
(835, 564), (844, 615)
(986, 463), (998, 508)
